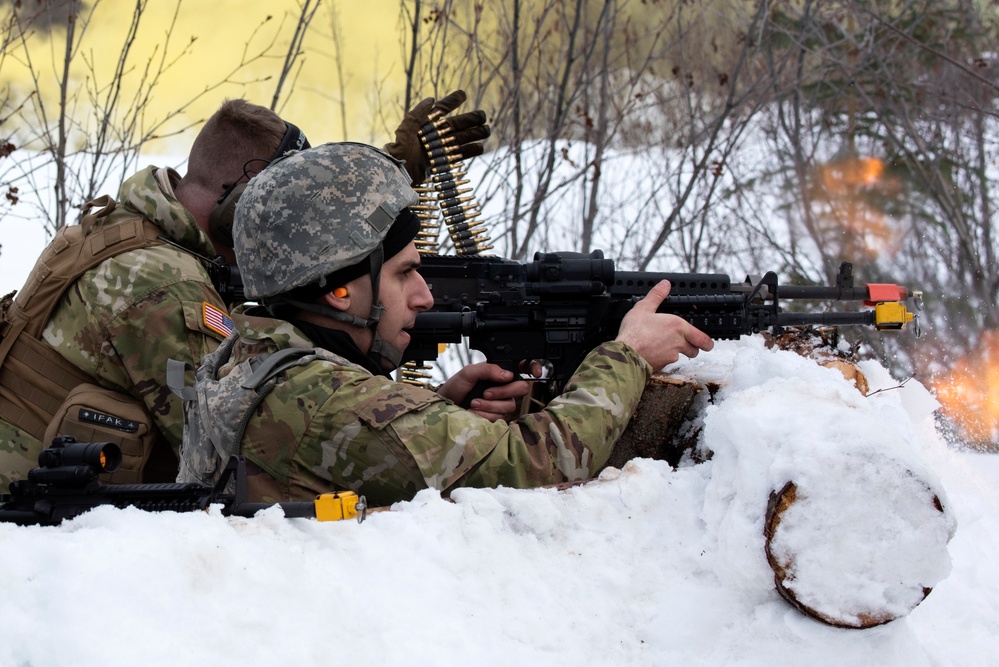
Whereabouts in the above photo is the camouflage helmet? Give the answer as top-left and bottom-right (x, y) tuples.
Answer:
(233, 142), (418, 299)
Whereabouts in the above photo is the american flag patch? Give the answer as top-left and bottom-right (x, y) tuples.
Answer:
(202, 302), (234, 338)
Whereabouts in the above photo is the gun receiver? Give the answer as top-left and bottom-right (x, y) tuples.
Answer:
(0, 436), (365, 526)
(404, 251), (921, 396)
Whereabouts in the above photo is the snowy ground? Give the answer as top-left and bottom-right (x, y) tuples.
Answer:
(1, 338), (995, 667)
(1, 146), (995, 665)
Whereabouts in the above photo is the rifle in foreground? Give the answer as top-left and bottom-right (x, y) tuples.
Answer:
(404, 251), (922, 396)
(0, 436), (365, 526)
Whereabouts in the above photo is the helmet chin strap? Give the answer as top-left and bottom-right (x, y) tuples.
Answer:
(359, 245), (407, 370)
(367, 330), (405, 369)
(268, 245), (406, 370)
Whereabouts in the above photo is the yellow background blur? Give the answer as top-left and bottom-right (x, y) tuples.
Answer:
(2, 0), (416, 155)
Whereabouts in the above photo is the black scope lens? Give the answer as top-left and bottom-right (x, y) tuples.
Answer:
(38, 441), (122, 472)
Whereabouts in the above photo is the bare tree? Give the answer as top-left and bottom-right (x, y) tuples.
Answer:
(0, 0), (317, 238)
(270, 0), (321, 114)
(394, 1), (790, 276)
(397, 0), (998, 431)
(743, 0), (999, 386)
(393, 0), (791, 377)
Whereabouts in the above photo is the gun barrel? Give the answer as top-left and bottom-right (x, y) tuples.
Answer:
(232, 493), (364, 522)
(778, 284), (908, 302)
(776, 311), (876, 327)
(0, 509), (41, 525)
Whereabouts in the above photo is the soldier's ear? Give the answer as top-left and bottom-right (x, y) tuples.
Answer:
(321, 289), (350, 311)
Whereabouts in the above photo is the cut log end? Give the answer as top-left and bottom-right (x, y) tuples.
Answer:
(764, 478), (948, 629)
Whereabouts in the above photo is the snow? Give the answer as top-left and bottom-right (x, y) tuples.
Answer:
(0, 220), (46, 296)
(2, 337), (996, 667)
(1, 142), (995, 665)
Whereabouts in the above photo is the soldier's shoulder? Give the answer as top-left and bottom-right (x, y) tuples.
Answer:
(333, 375), (443, 426)
(233, 312), (315, 351)
(112, 167), (217, 256)
(77, 243), (214, 311)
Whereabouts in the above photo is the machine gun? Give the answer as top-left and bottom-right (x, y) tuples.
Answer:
(404, 251), (921, 397)
(0, 436), (365, 526)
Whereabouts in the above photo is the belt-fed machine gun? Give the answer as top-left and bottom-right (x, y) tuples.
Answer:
(404, 251), (921, 397)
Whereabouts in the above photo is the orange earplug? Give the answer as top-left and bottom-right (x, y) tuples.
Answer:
(333, 287), (349, 298)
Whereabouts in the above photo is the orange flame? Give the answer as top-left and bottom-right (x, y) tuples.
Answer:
(932, 331), (999, 446)
(812, 155), (902, 258)
(819, 156), (885, 192)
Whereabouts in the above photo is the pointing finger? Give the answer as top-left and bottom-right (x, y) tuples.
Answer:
(633, 280), (672, 312)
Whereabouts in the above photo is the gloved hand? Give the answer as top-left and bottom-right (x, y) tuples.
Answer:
(384, 89), (491, 185)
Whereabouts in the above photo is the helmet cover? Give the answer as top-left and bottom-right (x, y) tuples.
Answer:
(234, 142), (417, 299)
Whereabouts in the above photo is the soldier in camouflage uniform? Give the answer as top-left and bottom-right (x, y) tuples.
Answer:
(0, 99), (293, 485)
(177, 143), (714, 508)
(1, 92), (491, 487)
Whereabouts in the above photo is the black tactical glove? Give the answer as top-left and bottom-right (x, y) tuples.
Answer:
(384, 89), (491, 185)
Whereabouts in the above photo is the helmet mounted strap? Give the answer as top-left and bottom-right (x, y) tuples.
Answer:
(362, 245), (406, 369)
(266, 244), (405, 369)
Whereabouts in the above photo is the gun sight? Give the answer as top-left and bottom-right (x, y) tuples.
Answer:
(37, 437), (122, 473)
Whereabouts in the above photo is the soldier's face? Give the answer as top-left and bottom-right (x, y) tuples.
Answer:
(348, 242), (433, 365)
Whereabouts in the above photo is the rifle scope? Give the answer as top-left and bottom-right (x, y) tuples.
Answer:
(37, 437), (122, 473)
(527, 251), (615, 289)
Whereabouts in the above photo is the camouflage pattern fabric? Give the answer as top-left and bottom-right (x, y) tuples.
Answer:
(234, 143), (416, 299)
(0, 166), (228, 486)
(0, 425), (36, 487)
(185, 309), (652, 508)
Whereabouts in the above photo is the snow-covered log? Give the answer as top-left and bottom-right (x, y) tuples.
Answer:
(608, 328), (956, 628)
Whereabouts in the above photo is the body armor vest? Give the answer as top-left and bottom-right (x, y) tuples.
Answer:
(0, 196), (173, 482)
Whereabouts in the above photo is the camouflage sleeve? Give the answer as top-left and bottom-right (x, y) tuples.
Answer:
(106, 281), (227, 451)
(295, 341), (649, 506)
(43, 246), (227, 453)
(414, 341), (651, 492)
